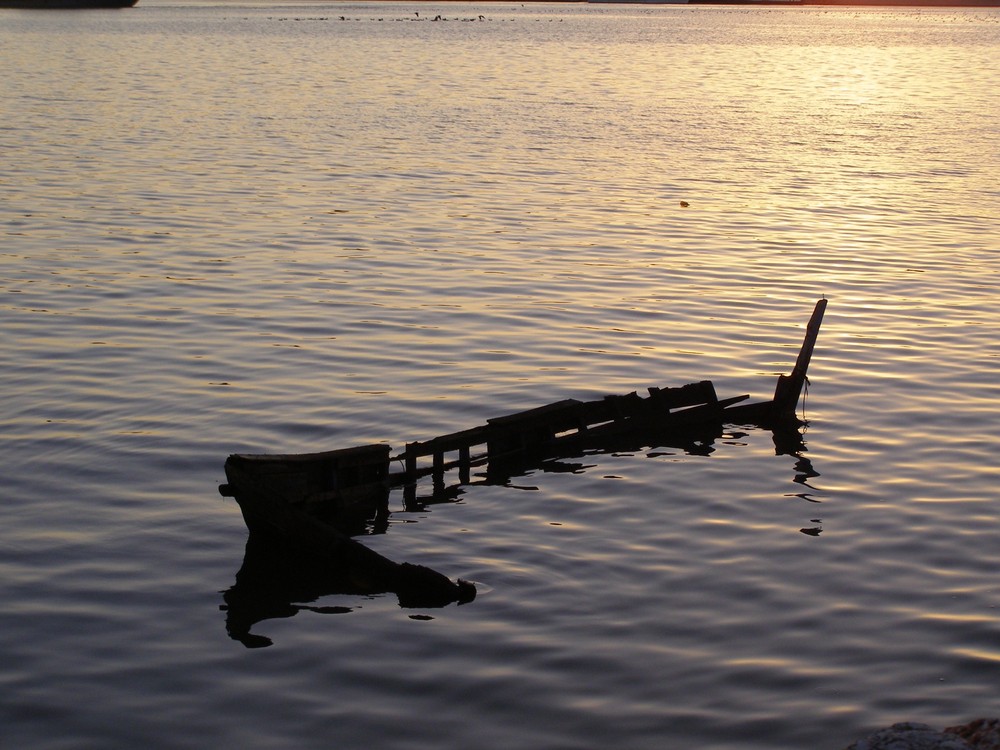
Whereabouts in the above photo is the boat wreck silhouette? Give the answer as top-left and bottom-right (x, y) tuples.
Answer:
(219, 299), (827, 646)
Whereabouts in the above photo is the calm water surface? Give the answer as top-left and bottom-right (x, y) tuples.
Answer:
(2, 3), (999, 748)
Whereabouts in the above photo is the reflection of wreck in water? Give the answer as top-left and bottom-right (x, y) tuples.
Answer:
(222, 529), (473, 649)
(220, 300), (827, 647)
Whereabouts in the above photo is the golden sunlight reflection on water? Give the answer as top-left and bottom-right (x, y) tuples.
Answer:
(2, 4), (1000, 750)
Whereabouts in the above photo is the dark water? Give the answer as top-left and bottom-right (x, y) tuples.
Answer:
(2, 3), (999, 748)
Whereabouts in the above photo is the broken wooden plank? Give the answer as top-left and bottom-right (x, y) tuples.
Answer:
(647, 380), (719, 409)
(772, 297), (828, 417)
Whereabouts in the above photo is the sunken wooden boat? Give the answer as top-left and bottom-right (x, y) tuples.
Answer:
(221, 299), (827, 611)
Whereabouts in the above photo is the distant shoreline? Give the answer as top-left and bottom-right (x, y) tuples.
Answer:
(687, 0), (1000, 6)
(595, 0), (1000, 6)
(0, 0), (137, 8)
(592, 0), (1000, 6)
(2, 0), (997, 12)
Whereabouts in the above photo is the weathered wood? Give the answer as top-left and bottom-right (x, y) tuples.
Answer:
(226, 301), (826, 491)
(388, 380), (760, 483)
(396, 424), (489, 483)
(458, 445), (471, 484)
(384, 367), (779, 484)
(220, 300), (827, 612)
(223, 455), (474, 612)
(402, 424), (490, 457)
(647, 380), (719, 409)
(772, 298), (828, 418)
(222, 444), (390, 508)
(404, 448), (417, 481)
(486, 399), (584, 433)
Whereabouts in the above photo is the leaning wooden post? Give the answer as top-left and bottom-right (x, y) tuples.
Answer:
(772, 298), (828, 419)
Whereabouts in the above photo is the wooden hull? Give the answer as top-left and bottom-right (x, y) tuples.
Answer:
(222, 444), (391, 533)
(222, 450), (475, 632)
(223, 299), (826, 509)
(219, 299), (827, 635)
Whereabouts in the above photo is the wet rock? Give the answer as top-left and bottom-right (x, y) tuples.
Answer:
(844, 722), (973, 750)
(945, 719), (1000, 750)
